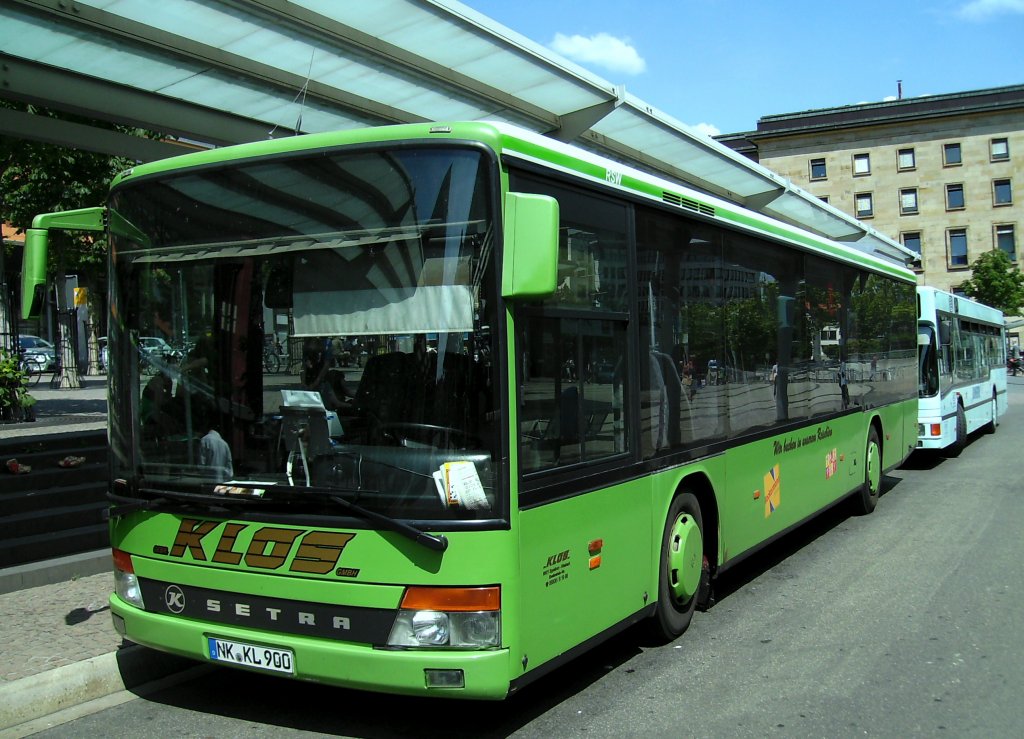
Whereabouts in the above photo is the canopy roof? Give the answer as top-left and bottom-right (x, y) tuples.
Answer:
(0, 0), (914, 266)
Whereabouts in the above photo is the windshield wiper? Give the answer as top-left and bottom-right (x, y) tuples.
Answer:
(324, 492), (448, 552)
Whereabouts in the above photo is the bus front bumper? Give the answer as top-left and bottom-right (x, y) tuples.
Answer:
(110, 595), (513, 699)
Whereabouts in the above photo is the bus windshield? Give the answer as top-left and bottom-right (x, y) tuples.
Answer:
(106, 146), (503, 522)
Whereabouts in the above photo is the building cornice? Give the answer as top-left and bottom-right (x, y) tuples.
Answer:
(721, 84), (1024, 143)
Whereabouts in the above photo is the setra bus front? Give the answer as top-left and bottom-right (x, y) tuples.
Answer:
(95, 123), (557, 698)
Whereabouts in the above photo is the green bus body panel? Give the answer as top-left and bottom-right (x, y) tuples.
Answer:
(110, 512), (519, 590)
(20, 229), (48, 319)
(517, 476), (655, 670)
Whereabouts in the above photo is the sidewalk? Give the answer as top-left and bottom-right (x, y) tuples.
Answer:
(0, 374), (193, 732)
(0, 372), (108, 440)
(0, 556), (195, 732)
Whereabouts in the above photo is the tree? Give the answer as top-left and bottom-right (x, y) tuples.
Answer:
(0, 99), (152, 378)
(0, 100), (134, 272)
(960, 249), (1024, 317)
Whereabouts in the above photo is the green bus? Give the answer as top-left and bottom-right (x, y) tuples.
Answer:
(23, 121), (918, 698)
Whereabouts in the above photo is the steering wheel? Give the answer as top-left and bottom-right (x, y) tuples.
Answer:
(375, 422), (480, 450)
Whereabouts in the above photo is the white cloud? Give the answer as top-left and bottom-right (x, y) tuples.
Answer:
(691, 122), (721, 138)
(957, 0), (1024, 20)
(550, 32), (646, 75)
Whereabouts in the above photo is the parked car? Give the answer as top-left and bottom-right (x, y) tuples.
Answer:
(19, 334), (56, 371)
(139, 336), (182, 364)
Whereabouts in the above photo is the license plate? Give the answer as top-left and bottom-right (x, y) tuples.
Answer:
(207, 636), (295, 675)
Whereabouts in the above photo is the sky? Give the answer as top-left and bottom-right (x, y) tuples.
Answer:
(457, 0), (1024, 136)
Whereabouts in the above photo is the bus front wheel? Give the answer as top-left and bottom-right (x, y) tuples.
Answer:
(946, 404), (967, 457)
(852, 426), (882, 515)
(648, 492), (706, 642)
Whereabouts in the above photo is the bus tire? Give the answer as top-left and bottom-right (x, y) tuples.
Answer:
(852, 425), (881, 515)
(648, 492), (707, 642)
(946, 404), (967, 457)
(983, 393), (997, 434)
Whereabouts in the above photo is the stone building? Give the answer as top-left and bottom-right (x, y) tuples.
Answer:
(718, 84), (1024, 340)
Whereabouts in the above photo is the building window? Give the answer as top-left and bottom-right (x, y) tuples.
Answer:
(902, 232), (922, 263)
(946, 183), (965, 210)
(818, 195), (829, 204)
(943, 143), (962, 166)
(991, 138), (1009, 161)
(994, 178), (1012, 206)
(897, 148), (916, 170)
(900, 188), (919, 215)
(855, 192), (873, 218)
(810, 158), (827, 180)
(948, 228), (968, 268)
(996, 224), (1016, 261)
(853, 153), (871, 176)
(951, 286), (967, 298)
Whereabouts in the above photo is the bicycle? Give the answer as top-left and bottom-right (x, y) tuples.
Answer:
(18, 357), (44, 387)
(263, 346), (282, 374)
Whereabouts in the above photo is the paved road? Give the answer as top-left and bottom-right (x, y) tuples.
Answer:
(25, 382), (1024, 737)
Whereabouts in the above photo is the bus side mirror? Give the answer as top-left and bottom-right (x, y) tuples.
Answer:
(22, 206), (106, 319)
(502, 192), (558, 299)
(938, 321), (951, 346)
(21, 229), (48, 319)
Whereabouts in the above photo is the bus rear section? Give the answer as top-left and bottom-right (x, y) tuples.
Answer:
(916, 287), (1005, 453)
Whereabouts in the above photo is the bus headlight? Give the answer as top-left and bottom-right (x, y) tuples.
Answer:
(112, 548), (145, 609)
(387, 586), (500, 648)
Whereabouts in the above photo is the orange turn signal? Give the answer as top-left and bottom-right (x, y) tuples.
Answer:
(400, 586), (500, 612)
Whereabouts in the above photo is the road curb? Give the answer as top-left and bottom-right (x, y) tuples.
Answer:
(0, 550), (111, 596)
(0, 644), (194, 731)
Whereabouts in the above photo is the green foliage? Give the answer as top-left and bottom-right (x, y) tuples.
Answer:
(960, 249), (1024, 316)
(0, 99), (136, 276)
(0, 349), (34, 414)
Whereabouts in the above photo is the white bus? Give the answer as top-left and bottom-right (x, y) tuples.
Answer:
(917, 286), (1006, 454)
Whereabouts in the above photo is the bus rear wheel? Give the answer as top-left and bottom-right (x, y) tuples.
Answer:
(648, 492), (706, 642)
(983, 393), (998, 434)
(946, 404), (967, 457)
(852, 426), (881, 515)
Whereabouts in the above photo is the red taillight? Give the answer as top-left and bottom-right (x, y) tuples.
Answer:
(930, 423), (942, 437)
(112, 548), (134, 574)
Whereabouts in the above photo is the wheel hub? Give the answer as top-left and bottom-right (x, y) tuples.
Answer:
(668, 513), (703, 602)
(867, 440), (880, 494)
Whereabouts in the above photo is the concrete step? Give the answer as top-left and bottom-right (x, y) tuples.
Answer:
(0, 522), (110, 569)
(0, 480), (107, 517)
(0, 462), (107, 496)
(0, 499), (108, 539)
(0, 430), (112, 568)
